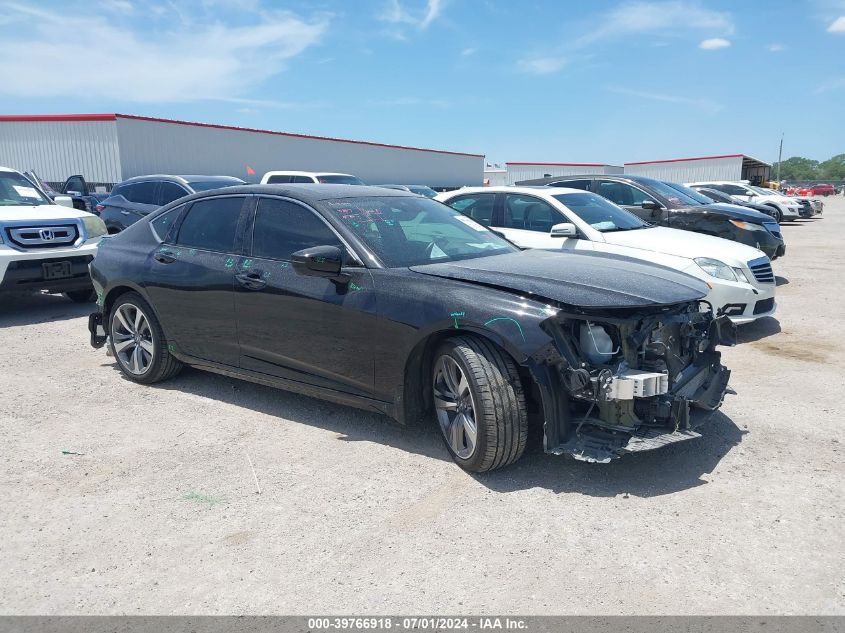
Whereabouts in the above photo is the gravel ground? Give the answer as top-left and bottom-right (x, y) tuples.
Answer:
(1, 198), (843, 615)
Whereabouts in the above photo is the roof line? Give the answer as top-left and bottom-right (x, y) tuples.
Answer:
(624, 154), (747, 166)
(506, 161), (617, 167)
(0, 113), (484, 158)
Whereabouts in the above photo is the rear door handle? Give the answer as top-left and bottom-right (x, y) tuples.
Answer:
(235, 271), (267, 290)
(154, 251), (177, 264)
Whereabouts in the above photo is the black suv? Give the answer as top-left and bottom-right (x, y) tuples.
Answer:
(97, 175), (245, 233)
(517, 174), (785, 260)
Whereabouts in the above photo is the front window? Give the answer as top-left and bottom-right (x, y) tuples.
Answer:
(503, 194), (561, 232)
(317, 175), (366, 185)
(0, 171), (52, 206)
(323, 196), (516, 267)
(553, 192), (648, 232)
(596, 180), (658, 207)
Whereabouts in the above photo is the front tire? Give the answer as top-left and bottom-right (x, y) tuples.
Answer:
(109, 292), (182, 384)
(432, 336), (527, 472)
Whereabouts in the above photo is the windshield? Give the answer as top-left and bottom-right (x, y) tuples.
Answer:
(318, 175), (366, 185)
(187, 179), (245, 192)
(324, 196), (517, 267)
(0, 171), (52, 206)
(553, 192), (648, 232)
(751, 186), (778, 196)
(663, 182), (715, 205)
(643, 179), (702, 206)
(407, 186), (438, 198)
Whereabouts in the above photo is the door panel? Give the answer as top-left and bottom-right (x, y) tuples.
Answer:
(234, 197), (377, 396)
(143, 195), (250, 366)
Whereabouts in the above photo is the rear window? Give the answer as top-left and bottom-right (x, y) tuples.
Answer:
(317, 175), (366, 185)
(176, 197), (245, 252)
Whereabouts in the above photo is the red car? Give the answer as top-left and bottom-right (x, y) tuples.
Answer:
(799, 184), (835, 196)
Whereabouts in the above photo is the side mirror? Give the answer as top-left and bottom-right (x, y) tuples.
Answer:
(745, 192), (756, 198)
(291, 245), (344, 279)
(54, 196), (74, 208)
(65, 190), (83, 197)
(550, 222), (577, 238)
(641, 200), (661, 210)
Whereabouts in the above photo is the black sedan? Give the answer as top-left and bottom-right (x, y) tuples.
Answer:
(517, 174), (785, 260)
(88, 185), (734, 471)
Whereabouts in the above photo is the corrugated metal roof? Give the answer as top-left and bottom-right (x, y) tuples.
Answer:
(625, 153), (770, 167)
(0, 114), (483, 158)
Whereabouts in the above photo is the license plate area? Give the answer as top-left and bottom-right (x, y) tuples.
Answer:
(42, 261), (73, 280)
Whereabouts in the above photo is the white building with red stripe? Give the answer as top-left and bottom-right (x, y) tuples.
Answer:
(0, 114), (484, 190)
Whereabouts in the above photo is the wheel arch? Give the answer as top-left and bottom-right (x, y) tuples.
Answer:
(102, 282), (149, 326)
(399, 327), (534, 426)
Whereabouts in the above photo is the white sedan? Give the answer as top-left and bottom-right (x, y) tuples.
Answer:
(436, 186), (776, 324)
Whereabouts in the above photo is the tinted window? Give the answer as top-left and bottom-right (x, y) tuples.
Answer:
(151, 205), (184, 241)
(553, 193), (647, 232)
(714, 183), (751, 196)
(110, 183), (126, 198)
(176, 197), (244, 252)
(317, 175), (366, 185)
(64, 176), (86, 194)
(596, 180), (657, 206)
(290, 175), (315, 183)
(126, 181), (157, 205)
(266, 175), (292, 184)
(445, 193), (496, 226)
(547, 179), (590, 191)
(504, 194), (562, 232)
(251, 198), (341, 261)
(663, 182), (713, 205)
(325, 196), (515, 267)
(159, 182), (189, 205)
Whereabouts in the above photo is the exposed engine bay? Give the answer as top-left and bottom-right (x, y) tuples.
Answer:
(530, 301), (736, 462)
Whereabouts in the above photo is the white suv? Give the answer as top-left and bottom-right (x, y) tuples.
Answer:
(437, 186), (776, 324)
(260, 171), (366, 185)
(685, 181), (800, 222)
(0, 166), (107, 302)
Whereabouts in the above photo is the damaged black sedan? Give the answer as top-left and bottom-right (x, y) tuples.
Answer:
(88, 185), (735, 471)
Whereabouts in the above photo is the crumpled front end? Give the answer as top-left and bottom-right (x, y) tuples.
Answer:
(529, 301), (736, 463)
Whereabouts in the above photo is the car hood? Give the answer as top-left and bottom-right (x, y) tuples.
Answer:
(600, 226), (766, 265)
(0, 204), (94, 222)
(409, 249), (707, 309)
(698, 203), (774, 223)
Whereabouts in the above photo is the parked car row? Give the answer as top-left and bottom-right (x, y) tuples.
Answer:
(2, 161), (794, 472)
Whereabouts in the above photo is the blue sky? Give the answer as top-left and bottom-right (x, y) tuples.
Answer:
(0, 0), (843, 165)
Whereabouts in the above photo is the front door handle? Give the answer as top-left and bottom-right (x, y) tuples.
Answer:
(154, 250), (177, 264)
(235, 271), (267, 290)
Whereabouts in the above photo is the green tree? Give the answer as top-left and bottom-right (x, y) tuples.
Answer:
(819, 154), (845, 180)
(773, 156), (820, 181)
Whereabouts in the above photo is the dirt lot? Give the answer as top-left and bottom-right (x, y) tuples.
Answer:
(1, 198), (843, 615)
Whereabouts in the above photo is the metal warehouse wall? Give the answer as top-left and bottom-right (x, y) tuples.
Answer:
(624, 156), (743, 183)
(115, 117), (483, 188)
(0, 119), (122, 183)
(506, 164), (622, 185)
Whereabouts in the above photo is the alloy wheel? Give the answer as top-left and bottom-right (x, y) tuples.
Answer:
(433, 355), (478, 459)
(111, 303), (154, 375)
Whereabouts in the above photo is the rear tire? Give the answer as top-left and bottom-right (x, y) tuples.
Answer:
(432, 336), (527, 472)
(65, 289), (96, 303)
(108, 292), (182, 384)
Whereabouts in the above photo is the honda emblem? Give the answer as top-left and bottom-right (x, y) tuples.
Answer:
(39, 229), (55, 241)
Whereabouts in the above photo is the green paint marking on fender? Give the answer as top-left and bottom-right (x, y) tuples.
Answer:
(243, 259), (253, 269)
(450, 311), (465, 329)
(349, 282), (363, 291)
(168, 343), (175, 352)
(189, 248), (197, 256)
(484, 317), (526, 342)
(224, 257), (235, 269)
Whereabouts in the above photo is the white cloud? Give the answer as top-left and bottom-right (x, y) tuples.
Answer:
(517, 57), (567, 75)
(0, 2), (328, 103)
(378, 0), (444, 29)
(607, 86), (723, 114)
(828, 16), (845, 32)
(99, 0), (134, 13)
(576, 1), (733, 46)
(768, 43), (785, 52)
(699, 37), (731, 49)
(461, 47), (477, 56)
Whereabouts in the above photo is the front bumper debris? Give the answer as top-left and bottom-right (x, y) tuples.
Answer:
(88, 311), (107, 349)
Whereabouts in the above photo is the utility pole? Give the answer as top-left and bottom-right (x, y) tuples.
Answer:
(775, 133), (784, 184)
